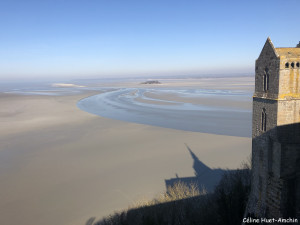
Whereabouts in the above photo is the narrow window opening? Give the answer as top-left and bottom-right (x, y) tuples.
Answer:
(285, 62), (289, 68)
(263, 70), (269, 92)
(297, 62), (300, 68)
(263, 74), (267, 91)
(261, 109), (267, 132)
(291, 62), (295, 68)
(264, 112), (267, 131)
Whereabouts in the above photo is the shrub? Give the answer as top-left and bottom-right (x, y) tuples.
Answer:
(91, 164), (251, 225)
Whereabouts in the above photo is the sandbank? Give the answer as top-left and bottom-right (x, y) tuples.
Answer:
(0, 82), (251, 225)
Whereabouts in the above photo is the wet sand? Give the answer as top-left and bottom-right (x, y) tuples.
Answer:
(0, 77), (252, 225)
(142, 91), (252, 110)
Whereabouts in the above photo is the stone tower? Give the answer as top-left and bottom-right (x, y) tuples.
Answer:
(246, 38), (300, 220)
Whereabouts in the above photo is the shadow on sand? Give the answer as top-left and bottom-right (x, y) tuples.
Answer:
(165, 143), (233, 192)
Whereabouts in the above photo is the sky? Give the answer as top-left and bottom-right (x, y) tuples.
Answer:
(0, 0), (300, 80)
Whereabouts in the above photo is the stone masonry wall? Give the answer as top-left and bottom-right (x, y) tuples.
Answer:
(246, 39), (300, 221)
(277, 100), (300, 126)
(246, 39), (300, 223)
(278, 58), (300, 99)
(254, 39), (280, 100)
(249, 98), (278, 217)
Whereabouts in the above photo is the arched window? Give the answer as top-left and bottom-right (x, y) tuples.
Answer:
(261, 109), (267, 132)
(263, 69), (269, 92)
(296, 62), (299, 68)
(285, 62), (289, 68)
(291, 62), (295, 68)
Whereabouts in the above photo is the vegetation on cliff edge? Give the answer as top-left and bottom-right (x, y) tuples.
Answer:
(86, 162), (251, 225)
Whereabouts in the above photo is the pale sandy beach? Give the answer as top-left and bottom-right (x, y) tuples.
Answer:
(1, 0), (296, 223)
(0, 78), (252, 225)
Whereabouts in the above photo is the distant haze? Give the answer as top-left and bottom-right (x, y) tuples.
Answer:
(0, 0), (299, 80)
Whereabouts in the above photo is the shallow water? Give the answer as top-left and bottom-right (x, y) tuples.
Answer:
(77, 88), (252, 137)
(0, 80), (252, 137)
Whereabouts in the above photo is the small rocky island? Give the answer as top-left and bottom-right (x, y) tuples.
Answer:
(140, 80), (161, 84)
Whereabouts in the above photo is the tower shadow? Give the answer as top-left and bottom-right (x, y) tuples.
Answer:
(165, 143), (233, 192)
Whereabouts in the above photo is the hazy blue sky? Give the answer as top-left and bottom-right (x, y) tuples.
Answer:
(0, 0), (299, 80)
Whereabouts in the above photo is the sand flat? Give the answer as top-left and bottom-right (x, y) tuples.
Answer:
(143, 91), (252, 110)
(0, 87), (251, 225)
